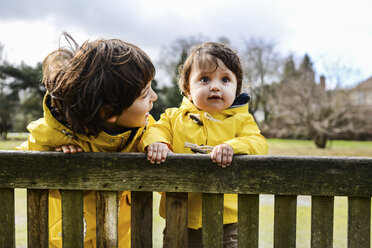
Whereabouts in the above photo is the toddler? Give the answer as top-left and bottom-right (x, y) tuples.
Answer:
(139, 42), (268, 247)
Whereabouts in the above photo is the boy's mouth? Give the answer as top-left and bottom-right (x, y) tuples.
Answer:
(208, 95), (222, 100)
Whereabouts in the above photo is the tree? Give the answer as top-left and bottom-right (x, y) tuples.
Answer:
(241, 38), (282, 121)
(163, 49), (188, 109)
(268, 54), (353, 148)
(0, 62), (44, 98)
(150, 79), (167, 120)
(299, 54), (315, 83)
(157, 36), (208, 109)
(0, 44), (19, 139)
(0, 62), (44, 133)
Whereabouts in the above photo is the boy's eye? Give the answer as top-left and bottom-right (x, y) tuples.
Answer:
(142, 89), (149, 98)
(222, 77), (230, 83)
(200, 76), (209, 82)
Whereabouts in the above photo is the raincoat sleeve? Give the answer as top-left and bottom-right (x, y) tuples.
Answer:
(223, 113), (268, 155)
(15, 120), (64, 151)
(138, 108), (176, 152)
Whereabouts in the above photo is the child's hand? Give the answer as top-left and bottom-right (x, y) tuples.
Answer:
(211, 144), (234, 168)
(55, 145), (83, 154)
(146, 142), (170, 164)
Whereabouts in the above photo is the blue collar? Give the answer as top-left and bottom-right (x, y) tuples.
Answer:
(228, 93), (250, 109)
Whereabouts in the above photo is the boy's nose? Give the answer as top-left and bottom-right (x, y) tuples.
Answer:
(210, 81), (220, 91)
(150, 88), (158, 102)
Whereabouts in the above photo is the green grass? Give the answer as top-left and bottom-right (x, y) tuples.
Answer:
(268, 138), (372, 157)
(15, 189), (27, 248)
(0, 140), (24, 150)
(2, 136), (371, 247)
(6, 132), (29, 140)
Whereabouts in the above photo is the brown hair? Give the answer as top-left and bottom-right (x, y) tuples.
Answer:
(43, 32), (155, 136)
(178, 42), (243, 96)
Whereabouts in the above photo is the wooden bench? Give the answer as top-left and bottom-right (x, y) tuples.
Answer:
(0, 151), (371, 247)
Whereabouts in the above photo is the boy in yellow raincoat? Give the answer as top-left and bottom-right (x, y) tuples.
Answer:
(139, 42), (268, 247)
(17, 32), (158, 248)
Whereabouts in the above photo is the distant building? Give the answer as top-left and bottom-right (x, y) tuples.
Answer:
(349, 76), (372, 106)
(348, 76), (372, 139)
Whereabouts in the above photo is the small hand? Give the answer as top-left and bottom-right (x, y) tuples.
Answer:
(146, 142), (170, 164)
(211, 144), (234, 168)
(55, 145), (83, 154)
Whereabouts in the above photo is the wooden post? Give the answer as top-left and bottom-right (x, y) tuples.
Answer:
(238, 194), (259, 248)
(348, 197), (370, 248)
(61, 190), (84, 248)
(274, 195), (297, 248)
(0, 188), (15, 248)
(96, 191), (118, 247)
(27, 189), (49, 248)
(202, 193), (224, 247)
(163, 192), (188, 248)
(311, 196), (334, 248)
(131, 191), (152, 248)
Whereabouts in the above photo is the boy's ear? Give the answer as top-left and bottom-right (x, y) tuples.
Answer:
(100, 107), (117, 123)
(106, 115), (118, 123)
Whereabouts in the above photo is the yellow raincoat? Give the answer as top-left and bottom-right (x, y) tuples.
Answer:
(139, 95), (268, 229)
(17, 94), (154, 248)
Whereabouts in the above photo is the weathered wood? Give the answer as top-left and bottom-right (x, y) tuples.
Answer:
(348, 197), (371, 248)
(27, 189), (48, 248)
(274, 195), (297, 248)
(238, 194), (259, 248)
(0, 188), (15, 248)
(311, 196), (334, 248)
(131, 191), (152, 248)
(96, 191), (118, 248)
(163, 192), (188, 248)
(61, 190), (84, 248)
(202, 193), (223, 248)
(1, 151), (372, 196)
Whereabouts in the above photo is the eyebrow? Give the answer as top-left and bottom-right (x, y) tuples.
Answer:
(197, 70), (234, 77)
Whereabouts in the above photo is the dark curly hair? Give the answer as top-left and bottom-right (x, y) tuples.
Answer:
(178, 42), (243, 97)
(42, 32), (155, 136)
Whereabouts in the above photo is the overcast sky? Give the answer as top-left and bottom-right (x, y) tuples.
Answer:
(0, 0), (371, 87)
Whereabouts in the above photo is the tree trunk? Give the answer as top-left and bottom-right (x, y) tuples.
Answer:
(314, 134), (328, 149)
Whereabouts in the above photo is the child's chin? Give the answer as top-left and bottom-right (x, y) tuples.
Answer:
(132, 118), (148, 128)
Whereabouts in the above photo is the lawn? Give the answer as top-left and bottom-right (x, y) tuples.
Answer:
(1, 137), (371, 247)
(268, 138), (372, 157)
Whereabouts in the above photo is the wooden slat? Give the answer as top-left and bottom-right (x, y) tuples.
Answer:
(0, 188), (15, 248)
(238, 194), (259, 248)
(274, 195), (297, 248)
(131, 191), (152, 248)
(202, 193), (223, 247)
(61, 190), (84, 248)
(348, 197), (371, 248)
(27, 189), (48, 248)
(96, 191), (118, 247)
(2, 151), (372, 196)
(311, 196), (334, 248)
(163, 192), (188, 248)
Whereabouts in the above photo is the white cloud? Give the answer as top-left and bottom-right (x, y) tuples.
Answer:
(0, 0), (371, 86)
